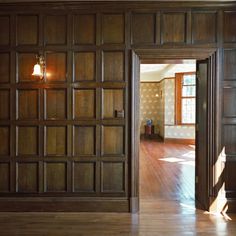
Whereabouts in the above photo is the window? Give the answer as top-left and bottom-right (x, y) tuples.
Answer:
(175, 72), (196, 125)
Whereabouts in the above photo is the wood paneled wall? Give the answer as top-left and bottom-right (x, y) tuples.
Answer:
(0, 1), (235, 212)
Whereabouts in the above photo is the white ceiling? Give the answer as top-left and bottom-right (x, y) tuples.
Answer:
(140, 64), (169, 73)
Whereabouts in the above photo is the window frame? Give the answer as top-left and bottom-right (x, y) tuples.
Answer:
(175, 72), (196, 125)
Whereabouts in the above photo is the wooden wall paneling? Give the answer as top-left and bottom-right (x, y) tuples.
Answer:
(102, 126), (124, 156)
(224, 49), (236, 80)
(44, 162), (67, 192)
(74, 52), (96, 81)
(224, 11), (236, 43)
(17, 89), (39, 120)
(45, 126), (67, 156)
(46, 52), (67, 82)
(16, 126), (38, 156)
(16, 162), (38, 193)
(225, 161), (236, 198)
(73, 14), (96, 45)
(223, 88), (236, 117)
(0, 162), (10, 192)
(0, 53), (10, 83)
(0, 89), (10, 120)
(223, 125), (236, 155)
(73, 126), (96, 156)
(103, 51), (124, 81)
(73, 89), (95, 119)
(44, 15), (67, 45)
(102, 13), (125, 44)
(17, 15), (38, 45)
(161, 12), (186, 44)
(17, 53), (37, 83)
(0, 15), (10, 45)
(102, 89), (124, 118)
(73, 162), (96, 192)
(101, 162), (125, 192)
(131, 13), (156, 45)
(192, 11), (217, 44)
(44, 88), (67, 120)
(0, 126), (10, 156)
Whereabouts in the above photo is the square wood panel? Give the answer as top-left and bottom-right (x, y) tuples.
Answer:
(44, 15), (67, 45)
(102, 89), (124, 118)
(224, 49), (236, 80)
(73, 162), (95, 192)
(225, 162), (236, 194)
(0, 126), (10, 156)
(17, 89), (39, 120)
(132, 13), (155, 44)
(223, 125), (236, 155)
(17, 15), (38, 45)
(73, 89), (95, 119)
(73, 126), (95, 156)
(224, 11), (236, 43)
(103, 51), (124, 81)
(18, 53), (36, 82)
(45, 162), (67, 192)
(101, 162), (124, 192)
(45, 126), (67, 156)
(223, 88), (236, 117)
(0, 163), (10, 192)
(0, 16), (10, 45)
(45, 89), (66, 120)
(0, 53), (10, 83)
(46, 52), (67, 82)
(73, 14), (96, 45)
(17, 162), (38, 192)
(192, 12), (217, 44)
(162, 12), (186, 44)
(0, 89), (10, 120)
(102, 126), (124, 155)
(102, 14), (124, 44)
(74, 52), (95, 81)
(17, 126), (38, 156)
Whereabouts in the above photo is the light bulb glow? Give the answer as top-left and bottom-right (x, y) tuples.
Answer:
(32, 63), (42, 77)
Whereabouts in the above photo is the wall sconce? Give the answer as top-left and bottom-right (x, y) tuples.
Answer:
(32, 54), (45, 79)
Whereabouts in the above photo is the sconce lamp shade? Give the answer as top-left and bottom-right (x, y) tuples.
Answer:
(32, 63), (43, 77)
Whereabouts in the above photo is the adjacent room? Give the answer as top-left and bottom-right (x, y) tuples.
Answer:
(139, 61), (197, 205)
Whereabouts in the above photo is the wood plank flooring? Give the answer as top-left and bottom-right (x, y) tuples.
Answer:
(0, 139), (236, 235)
(140, 138), (195, 201)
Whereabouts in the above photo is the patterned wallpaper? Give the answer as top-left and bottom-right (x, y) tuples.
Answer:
(140, 83), (161, 134)
(140, 77), (195, 139)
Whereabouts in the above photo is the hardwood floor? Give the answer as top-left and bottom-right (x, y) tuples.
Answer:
(0, 139), (236, 235)
(140, 138), (195, 201)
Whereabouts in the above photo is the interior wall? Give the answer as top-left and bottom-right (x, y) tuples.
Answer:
(0, 1), (235, 212)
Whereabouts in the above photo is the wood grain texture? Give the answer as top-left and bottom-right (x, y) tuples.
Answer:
(224, 11), (236, 43)
(0, 16), (9, 45)
(0, 126), (10, 156)
(103, 51), (124, 81)
(17, 89), (38, 120)
(44, 15), (67, 45)
(162, 12), (186, 44)
(192, 12), (217, 43)
(17, 15), (38, 45)
(0, 89), (10, 120)
(74, 52), (95, 81)
(0, 53), (10, 83)
(0, 162), (10, 192)
(102, 14), (124, 44)
(73, 14), (95, 45)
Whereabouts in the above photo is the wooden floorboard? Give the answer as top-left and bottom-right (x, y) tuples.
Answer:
(0, 139), (236, 235)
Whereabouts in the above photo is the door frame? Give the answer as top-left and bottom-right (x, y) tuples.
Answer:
(130, 48), (220, 213)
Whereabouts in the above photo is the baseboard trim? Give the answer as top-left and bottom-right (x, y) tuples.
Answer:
(130, 197), (139, 213)
(0, 197), (130, 212)
(164, 138), (195, 145)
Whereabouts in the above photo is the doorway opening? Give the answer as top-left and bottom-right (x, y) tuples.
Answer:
(139, 61), (197, 208)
